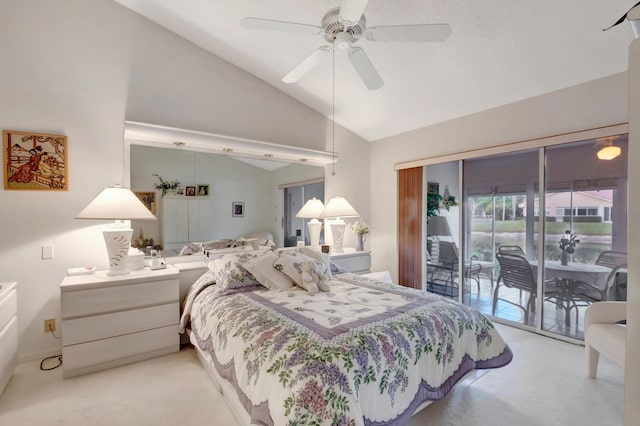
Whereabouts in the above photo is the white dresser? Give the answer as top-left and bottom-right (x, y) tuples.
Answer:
(0, 282), (18, 396)
(331, 250), (371, 274)
(60, 267), (179, 378)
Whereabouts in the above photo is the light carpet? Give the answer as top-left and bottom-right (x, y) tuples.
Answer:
(0, 324), (624, 425)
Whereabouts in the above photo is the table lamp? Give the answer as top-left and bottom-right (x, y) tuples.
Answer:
(320, 196), (359, 252)
(76, 185), (156, 276)
(427, 216), (451, 263)
(295, 197), (325, 246)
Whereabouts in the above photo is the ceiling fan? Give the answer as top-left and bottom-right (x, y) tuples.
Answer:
(240, 0), (451, 90)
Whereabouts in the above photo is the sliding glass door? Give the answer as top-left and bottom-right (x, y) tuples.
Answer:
(463, 150), (540, 326)
(541, 136), (628, 339)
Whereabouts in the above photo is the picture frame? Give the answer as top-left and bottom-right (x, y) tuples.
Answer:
(197, 184), (209, 197)
(232, 201), (244, 217)
(185, 186), (196, 197)
(134, 191), (156, 215)
(3, 130), (68, 191)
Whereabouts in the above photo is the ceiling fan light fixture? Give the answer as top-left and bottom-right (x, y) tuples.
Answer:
(335, 31), (352, 50)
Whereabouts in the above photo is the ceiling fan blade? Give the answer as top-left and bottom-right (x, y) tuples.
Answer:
(348, 47), (383, 90)
(282, 46), (331, 83)
(365, 24), (452, 42)
(339, 0), (369, 26)
(240, 17), (323, 35)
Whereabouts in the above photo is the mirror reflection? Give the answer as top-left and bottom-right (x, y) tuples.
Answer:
(129, 144), (324, 254)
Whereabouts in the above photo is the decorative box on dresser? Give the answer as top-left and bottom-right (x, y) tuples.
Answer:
(330, 250), (371, 274)
(0, 282), (18, 396)
(60, 267), (179, 378)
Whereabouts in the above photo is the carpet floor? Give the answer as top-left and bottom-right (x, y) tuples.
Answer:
(0, 324), (624, 425)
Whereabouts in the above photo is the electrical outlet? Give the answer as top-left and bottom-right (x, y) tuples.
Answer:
(44, 319), (56, 333)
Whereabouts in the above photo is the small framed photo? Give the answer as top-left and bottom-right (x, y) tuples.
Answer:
(3, 130), (68, 191)
(134, 191), (156, 215)
(185, 186), (196, 197)
(232, 201), (244, 217)
(197, 184), (209, 197)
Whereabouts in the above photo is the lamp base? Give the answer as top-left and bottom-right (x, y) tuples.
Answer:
(329, 221), (346, 253)
(102, 227), (133, 276)
(307, 219), (322, 246)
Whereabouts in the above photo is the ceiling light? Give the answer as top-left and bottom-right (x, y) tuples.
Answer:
(264, 153), (273, 158)
(299, 158), (308, 162)
(173, 141), (186, 146)
(222, 148), (233, 153)
(596, 137), (621, 160)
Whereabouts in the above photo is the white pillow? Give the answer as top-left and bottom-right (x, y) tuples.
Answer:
(244, 251), (294, 291)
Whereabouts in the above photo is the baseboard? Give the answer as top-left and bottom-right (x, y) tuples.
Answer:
(19, 348), (62, 363)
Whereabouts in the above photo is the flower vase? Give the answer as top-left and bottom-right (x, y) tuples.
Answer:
(356, 234), (365, 251)
(561, 250), (569, 266)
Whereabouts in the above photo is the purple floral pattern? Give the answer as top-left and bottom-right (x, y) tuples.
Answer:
(185, 273), (512, 425)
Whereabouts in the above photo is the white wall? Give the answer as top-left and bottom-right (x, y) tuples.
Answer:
(625, 38), (639, 426)
(324, 123), (372, 249)
(0, 0), (369, 360)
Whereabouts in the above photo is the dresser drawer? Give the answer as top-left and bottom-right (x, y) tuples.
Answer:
(0, 316), (18, 395)
(61, 278), (178, 319)
(63, 325), (178, 375)
(332, 253), (371, 274)
(0, 286), (17, 331)
(62, 302), (178, 346)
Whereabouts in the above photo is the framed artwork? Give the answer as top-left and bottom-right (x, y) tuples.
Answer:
(197, 184), (209, 197)
(185, 186), (196, 197)
(3, 130), (68, 191)
(134, 191), (156, 215)
(232, 201), (244, 217)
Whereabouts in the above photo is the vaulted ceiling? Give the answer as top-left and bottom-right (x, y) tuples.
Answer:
(114, 0), (635, 142)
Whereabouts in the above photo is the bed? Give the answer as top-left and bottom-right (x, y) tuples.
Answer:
(179, 248), (512, 425)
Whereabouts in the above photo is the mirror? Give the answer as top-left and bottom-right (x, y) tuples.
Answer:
(129, 144), (325, 254)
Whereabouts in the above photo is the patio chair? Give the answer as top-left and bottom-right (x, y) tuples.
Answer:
(493, 252), (569, 325)
(495, 245), (527, 298)
(493, 253), (538, 323)
(430, 242), (483, 293)
(577, 251), (627, 302)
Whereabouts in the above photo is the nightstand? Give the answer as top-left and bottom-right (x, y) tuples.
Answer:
(60, 267), (179, 378)
(331, 250), (371, 274)
(0, 282), (17, 396)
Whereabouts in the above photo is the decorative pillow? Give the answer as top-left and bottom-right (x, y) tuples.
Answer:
(244, 251), (294, 291)
(207, 252), (264, 291)
(297, 246), (332, 278)
(202, 239), (233, 250)
(274, 251), (331, 294)
(300, 260), (331, 293)
(235, 237), (275, 250)
(179, 242), (202, 256)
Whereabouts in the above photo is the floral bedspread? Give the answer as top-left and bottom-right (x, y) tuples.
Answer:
(182, 273), (512, 426)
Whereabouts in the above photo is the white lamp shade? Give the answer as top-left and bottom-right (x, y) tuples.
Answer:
(296, 197), (325, 219)
(596, 145), (621, 160)
(76, 186), (157, 220)
(320, 196), (359, 219)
